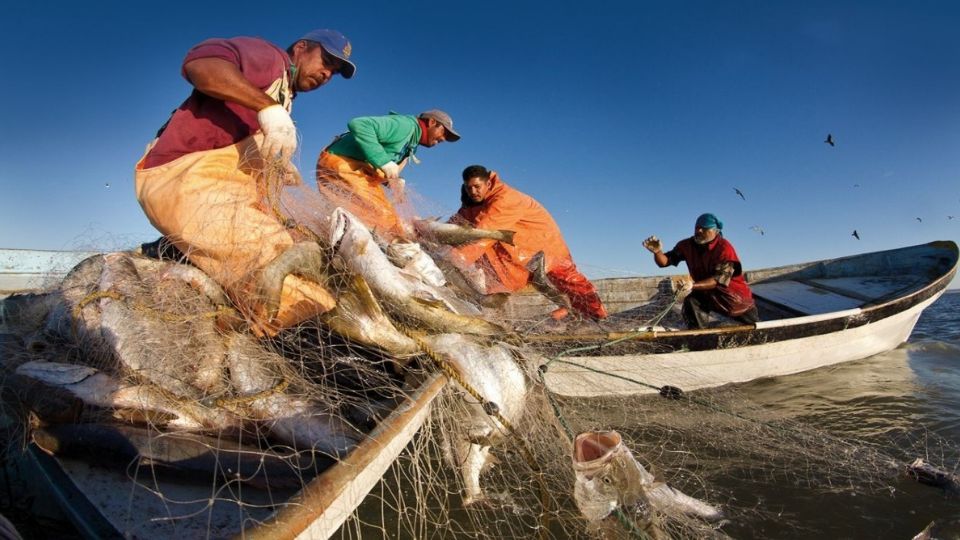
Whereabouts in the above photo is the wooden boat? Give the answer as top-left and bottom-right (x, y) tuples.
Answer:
(0, 248), (448, 539)
(501, 240), (959, 398)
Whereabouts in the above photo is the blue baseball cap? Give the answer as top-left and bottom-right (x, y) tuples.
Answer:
(298, 29), (356, 79)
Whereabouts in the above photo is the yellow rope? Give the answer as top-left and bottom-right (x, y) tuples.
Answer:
(212, 378), (291, 409)
(74, 290), (236, 324)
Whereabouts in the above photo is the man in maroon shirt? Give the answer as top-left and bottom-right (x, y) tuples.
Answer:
(134, 29), (356, 336)
(643, 213), (759, 329)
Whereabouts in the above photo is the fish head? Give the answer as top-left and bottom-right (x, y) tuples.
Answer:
(572, 430), (653, 521)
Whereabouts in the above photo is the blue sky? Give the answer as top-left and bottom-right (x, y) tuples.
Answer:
(2, 1), (958, 287)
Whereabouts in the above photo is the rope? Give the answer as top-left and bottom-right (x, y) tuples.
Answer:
(209, 378), (291, 409)
(75, 290), (235, 324)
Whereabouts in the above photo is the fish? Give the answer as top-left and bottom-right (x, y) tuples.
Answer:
(572, 430), (723, 524)
(413, 219), (516, 246)
(329, 208), (510, 337)
(911, 521), (939, 540)
(34, 252), (363, 456)
(31, 423), (317, 490)
(94, 253), (226, 399)
(223, 332), (363, 457)
(525, 251), (571, 311)
(15, 360), (237, 431)
(421, 333), (528, 505)
(319, 275), (421, 362)
(905, 458), (960, 495)
(426, 249), (511, 309)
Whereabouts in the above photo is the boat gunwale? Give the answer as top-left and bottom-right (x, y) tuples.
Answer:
(522, 241), (959, 356)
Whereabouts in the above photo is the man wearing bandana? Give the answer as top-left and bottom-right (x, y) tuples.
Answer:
(643, 213), (758, 329)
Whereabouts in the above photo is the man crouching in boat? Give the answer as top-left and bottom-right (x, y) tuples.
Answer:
(446, 165), (608, 321)
(134, 29), (356, 336)
(643, 213), (759, 329)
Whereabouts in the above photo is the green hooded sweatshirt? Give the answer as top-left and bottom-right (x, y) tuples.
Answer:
(326, 112), (421, 169)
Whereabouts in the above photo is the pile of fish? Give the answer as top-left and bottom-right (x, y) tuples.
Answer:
(0, 205), (725, 534)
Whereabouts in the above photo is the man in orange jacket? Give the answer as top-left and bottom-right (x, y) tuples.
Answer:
(448, 165), (608, 320)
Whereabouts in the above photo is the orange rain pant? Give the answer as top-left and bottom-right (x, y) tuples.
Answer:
(315, 151), (404, 239)
(472, 248), (608, 320)
(134, 134), (336, 337)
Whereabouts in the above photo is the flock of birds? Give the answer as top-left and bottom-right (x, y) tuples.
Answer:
(732, 133), (953, 241)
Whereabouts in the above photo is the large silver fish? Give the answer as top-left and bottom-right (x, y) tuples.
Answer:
(222, 331), (363, 457)
(573, 430), (723, 523)
(329, 208), (510, 337)
(319, 275), (420, 361)
(31, 423), (313, 490)
(34, 253), (362, 456)
(15, 360), (236, 431)
(413, 219), (516, 247)
(421, 333), (528, 505)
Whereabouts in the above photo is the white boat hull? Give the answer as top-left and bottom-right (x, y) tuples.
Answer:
(544, 292), (942, 398)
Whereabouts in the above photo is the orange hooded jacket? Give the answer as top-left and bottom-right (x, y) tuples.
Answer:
(451, 174), (574, 292)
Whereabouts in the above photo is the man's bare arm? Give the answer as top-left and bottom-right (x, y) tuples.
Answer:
(184, 57), (277, 111)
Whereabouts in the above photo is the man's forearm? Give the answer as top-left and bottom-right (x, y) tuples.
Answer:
(184, 57), (276, 112)
(653, 251), (669, 267)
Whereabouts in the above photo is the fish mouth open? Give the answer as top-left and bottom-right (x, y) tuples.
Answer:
(573, 430), (622, 471)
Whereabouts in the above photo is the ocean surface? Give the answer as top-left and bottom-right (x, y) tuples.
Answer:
(2, 291), (959, 539)
(715, 289), (960, 538)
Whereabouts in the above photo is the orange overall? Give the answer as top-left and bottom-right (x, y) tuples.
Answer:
(135, 133), (336, 337)
(315, 151), (405, 239)
(451, 175), (607, 319)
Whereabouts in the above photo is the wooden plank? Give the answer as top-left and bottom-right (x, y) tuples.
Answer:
(241, 373), (448, 540)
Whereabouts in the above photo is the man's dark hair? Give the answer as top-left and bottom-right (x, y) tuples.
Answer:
(462, 165), (490, 182)
(286, 40), (322, 56)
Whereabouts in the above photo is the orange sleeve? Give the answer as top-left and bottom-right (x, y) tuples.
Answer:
(451, 189), (528, 264)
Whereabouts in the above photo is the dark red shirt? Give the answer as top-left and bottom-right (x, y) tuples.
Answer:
(142, 36), (294, 168)
(665, 236), (755, 316)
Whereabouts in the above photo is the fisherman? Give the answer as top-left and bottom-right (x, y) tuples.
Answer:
(448, 165), (608, 320)
(134, 29), (357, 336)
(316, 110), (460, 240)
(642, 213), (759, 329)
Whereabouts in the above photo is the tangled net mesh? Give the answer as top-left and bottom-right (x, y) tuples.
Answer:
(0, 154), (957, 539)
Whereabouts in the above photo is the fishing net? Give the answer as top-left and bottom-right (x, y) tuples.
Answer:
(1, 155), (957, 539)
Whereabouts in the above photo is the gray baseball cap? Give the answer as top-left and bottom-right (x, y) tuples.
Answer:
(419, 109), (461, 142)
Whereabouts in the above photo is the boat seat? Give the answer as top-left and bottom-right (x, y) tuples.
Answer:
(752, 275), (926, 317)
(751, 279), (863, 316)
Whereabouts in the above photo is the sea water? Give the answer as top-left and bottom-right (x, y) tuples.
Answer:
(716, 290), (960, 538)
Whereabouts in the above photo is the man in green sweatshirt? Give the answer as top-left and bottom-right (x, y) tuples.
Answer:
(316, 110), (460, 239)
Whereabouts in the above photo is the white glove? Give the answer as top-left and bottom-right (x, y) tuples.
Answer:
(675, 278), (694, 301)
(643, 235), (663, 253)
(380, 161), (400, 179)
(257, 104), (297, 162)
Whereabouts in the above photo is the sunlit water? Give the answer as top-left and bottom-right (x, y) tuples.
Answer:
(712, 290), (960, 538)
